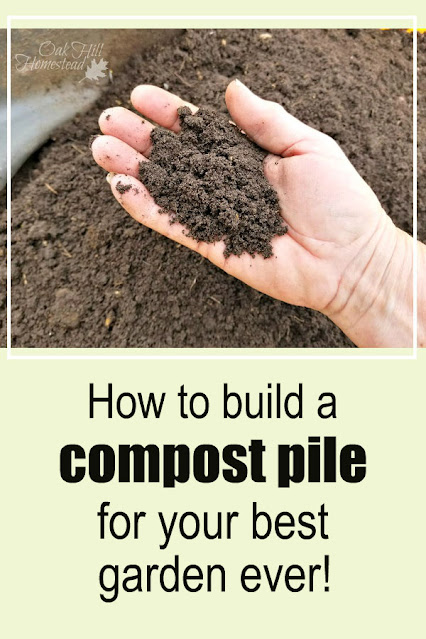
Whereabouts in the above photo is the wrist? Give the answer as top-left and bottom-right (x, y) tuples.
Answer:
(325, 215), (415, 348)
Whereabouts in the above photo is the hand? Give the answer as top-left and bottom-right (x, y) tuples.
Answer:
(92, 81), (420, 347)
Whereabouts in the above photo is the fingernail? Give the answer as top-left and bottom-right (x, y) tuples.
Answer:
(234, 78), (247, 88)
(106, 172), (116, 185)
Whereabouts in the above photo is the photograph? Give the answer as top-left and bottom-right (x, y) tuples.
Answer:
(3, 28), (424, 348)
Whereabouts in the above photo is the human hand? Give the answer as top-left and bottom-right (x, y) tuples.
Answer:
(92, 81), (417, 347)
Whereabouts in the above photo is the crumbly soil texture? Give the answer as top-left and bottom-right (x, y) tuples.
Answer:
(139, 106), (286, 258)
(4, 29), (423, 348)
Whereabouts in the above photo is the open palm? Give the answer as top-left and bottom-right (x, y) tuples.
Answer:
(92, 80), (392, 316)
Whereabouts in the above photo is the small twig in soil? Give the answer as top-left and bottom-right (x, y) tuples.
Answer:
(44, 183), (58, 195)
(174, 72), (194, 88)
(208, 295), (222, 305)
(71, 144), (86, 156)
(189, 277), (197, 291)
(58, 242), (73, 258)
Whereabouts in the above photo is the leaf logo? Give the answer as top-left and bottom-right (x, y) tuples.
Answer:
(80, 58), (108, 83)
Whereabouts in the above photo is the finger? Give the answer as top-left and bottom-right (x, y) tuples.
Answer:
(92, 135), (147, 178)
(109, 174), (308, 302)
(131, 85), (198, 132)
(99, 106), (155, 157)
(225, 79), (330, 157)
(109, 174), (227, 258)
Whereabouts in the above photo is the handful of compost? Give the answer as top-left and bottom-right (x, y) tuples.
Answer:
(139, 106), (287, 258)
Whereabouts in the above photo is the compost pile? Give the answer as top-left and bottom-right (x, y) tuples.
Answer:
(139, 106), (286, 258)
(3, 29), (423, 348)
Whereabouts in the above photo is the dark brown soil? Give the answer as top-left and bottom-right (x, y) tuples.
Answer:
(116, 181), (132, 195)
(4, 29), (422, 349)
(139, 106), (286, 258)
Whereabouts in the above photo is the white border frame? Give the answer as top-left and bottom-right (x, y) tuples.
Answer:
(6, 15), (418, 361)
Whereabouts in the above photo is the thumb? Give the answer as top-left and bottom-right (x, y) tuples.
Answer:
(225, 79), (325, 157)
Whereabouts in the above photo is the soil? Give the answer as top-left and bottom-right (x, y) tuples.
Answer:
(116, 181), (133, 195)
(3, 29), (423, 349)
(139, 106), (286, 258)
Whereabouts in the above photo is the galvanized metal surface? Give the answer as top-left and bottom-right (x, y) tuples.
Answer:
(1, 28), (182, 190)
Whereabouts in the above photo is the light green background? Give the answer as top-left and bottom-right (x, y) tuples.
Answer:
(1, 349), (425, 637)
(2, 1), (425, 636)
(1, 1), (426, 28)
